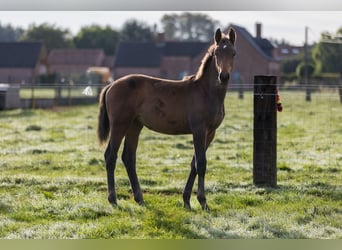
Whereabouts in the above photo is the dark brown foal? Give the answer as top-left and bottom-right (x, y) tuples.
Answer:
(97, 28), (237, 210)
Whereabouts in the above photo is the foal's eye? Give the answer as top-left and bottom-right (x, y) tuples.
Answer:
(232, 51), (236, 57)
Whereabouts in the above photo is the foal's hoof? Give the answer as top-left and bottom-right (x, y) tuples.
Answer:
(108, 200), (118, 207)
(108, 193), (117, 207)
(136, 200), (145, 206)
(201, 203), (210, 212)
(134, 194), (145, 206)
(183, 202), (192, 210)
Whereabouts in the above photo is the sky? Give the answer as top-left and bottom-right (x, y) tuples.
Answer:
(0, 11), (341, 46)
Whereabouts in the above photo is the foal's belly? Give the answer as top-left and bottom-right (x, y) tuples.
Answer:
(137, 101), (191, 135)
(138, 113), (191, 135)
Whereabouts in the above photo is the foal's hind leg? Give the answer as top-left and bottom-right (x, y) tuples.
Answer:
(183, 156), (196, 209)
(121, 120), (144, 205)
(105, 127), (126, 206)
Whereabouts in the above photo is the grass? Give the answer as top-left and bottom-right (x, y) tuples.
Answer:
(0, 90), (341, 239)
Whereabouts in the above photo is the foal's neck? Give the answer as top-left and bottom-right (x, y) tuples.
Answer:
(198, 55), (228, 103)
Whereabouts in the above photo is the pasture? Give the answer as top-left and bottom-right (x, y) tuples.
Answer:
(0, 90), (341, 239)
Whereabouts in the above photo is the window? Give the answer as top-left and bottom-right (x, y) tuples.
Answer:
(281, 48), (289, 54)
(292, 48), (300, 54)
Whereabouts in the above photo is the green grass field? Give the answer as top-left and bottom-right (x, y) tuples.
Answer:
(0, 90), (341, 239)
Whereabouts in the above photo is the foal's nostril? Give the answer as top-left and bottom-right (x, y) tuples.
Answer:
(219, 72), (230, 83)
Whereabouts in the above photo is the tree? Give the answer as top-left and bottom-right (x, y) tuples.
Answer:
(161, 12), (219, 41)
(313, 28), (342, 104)
(296, 61), (315, 79)
(119, 19), (155, 42)
(281, 56), (302, 74)
(73, 25), (120, 55)
(312, 27), (342, 75)
(0, 22), (24, 41)
(19, 23), (73, 51)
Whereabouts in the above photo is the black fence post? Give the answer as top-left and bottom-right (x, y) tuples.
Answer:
(306, 85), (311, 102)
(253, 75), (277, 187)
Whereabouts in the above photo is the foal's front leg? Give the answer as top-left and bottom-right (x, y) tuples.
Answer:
(183, 130), (215, 210)
(193, 130), (209, 211)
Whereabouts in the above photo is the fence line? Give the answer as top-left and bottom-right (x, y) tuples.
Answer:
(1, 81), (341, 180)
(18, 84), (103, 109)
(1, 80), (341, 109)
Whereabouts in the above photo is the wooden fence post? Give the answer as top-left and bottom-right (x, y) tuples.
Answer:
(253, 75), (277, 187)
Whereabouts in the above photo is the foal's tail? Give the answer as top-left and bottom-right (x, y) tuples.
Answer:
(97, 84), (111, 145)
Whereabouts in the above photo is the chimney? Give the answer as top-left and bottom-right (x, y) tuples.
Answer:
(156, 32), (165, 43)
(256, 22), (262, 38)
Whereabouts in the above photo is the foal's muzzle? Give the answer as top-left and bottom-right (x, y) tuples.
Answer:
(219, 72), (230, 83)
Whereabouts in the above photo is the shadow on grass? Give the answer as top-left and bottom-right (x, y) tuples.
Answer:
(0, 109), (36, 119)
(256, 182), (342, 201)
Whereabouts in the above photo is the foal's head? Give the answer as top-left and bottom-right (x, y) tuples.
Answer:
(213, 28), (237, 84)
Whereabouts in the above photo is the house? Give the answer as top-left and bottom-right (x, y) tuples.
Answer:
(114, 23), (280, 85)
(273, 44), (304, 61)
(0, 41), (48, 83)
(114, 41), (209, 80)
(225, 23), (280, 85)
(48, 48), (113, 78)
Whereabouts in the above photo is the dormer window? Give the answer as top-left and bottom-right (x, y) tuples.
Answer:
(281, 48), (289, 54)
(292, 48), (299, 54)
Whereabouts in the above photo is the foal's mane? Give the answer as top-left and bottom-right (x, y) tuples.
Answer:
(194, 44), (216, 81)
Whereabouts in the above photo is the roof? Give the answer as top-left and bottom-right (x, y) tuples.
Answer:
(48, 48), (105, 65)
(163, 42), (209, 57)
(0, 42), (43, 68)
(114, 41), (209, 67)
(228, 24), (275, 61)
(254, 38), (275, 58)
(115, 42), (161, 67)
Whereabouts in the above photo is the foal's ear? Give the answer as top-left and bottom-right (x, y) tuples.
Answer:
(215, 28), (222, 44)
(229, 28), (237, 45)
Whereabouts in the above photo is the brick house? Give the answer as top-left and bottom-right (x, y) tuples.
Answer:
(226, 23), (280, 85)
(114, 41), (209, 80)
(0, 42), (48, 83)
(48, 48), (113, 77)
(273, 44), (304, 61)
